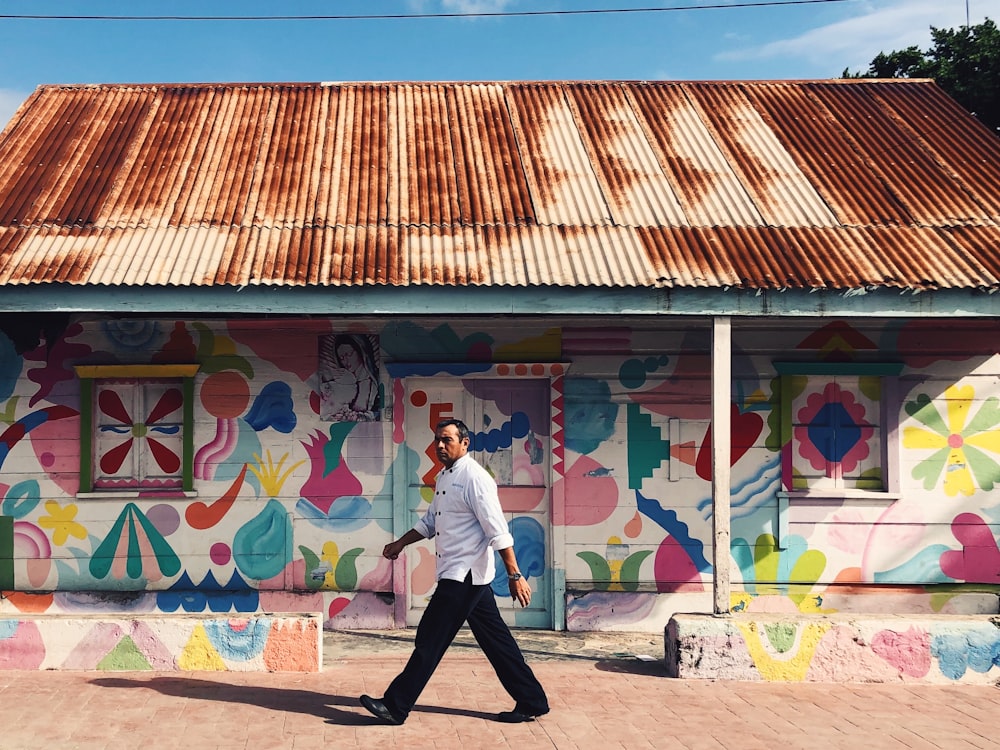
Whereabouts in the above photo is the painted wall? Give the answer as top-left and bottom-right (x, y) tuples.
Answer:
(1, 316), (998, 659)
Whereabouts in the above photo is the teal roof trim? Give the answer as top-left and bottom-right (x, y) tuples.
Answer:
(4, 284), (1000, 318)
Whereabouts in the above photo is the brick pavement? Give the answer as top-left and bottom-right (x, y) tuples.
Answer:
(0, 631), (996, 749)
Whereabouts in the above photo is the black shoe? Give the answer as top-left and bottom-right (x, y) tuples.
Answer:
(360, 694), (404, 725)
(496, 709), (545, 723)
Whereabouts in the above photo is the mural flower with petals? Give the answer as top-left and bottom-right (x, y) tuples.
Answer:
(795, 382), (873, 480)
(98, 387), (182, 476)
(904, 385), (1000, 497)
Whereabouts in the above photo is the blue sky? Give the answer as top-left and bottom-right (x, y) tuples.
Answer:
(0, 0), (995, 126)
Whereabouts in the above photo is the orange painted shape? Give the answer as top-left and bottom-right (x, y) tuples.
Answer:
(185, 464), (248, 530)
(4, 591), (53, 613)
(201, 371), (250, 419)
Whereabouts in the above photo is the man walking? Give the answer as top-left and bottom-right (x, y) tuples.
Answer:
(360, 418), (549, 725)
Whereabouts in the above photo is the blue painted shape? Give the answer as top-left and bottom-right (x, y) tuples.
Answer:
(203, 618), (270, 662)
(1, 480), (41, 519)
(873, 545), (954, 583)
(471, 412), (531, 453)
(563, 378), (618, 455)
(233, 499), (292, 581)
(245, 381), (297, 434)
(636, 490), (711, 572)
(296, 496), (372, 532)
(490, 516), (546, 597)
(931, 625), (1000, 680)
(807, 402), (862, 462)
(157, 570), (260, 613)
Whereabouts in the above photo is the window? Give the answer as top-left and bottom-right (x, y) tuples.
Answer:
(75, 365), (199, 496)
(775, 362), (902, 497)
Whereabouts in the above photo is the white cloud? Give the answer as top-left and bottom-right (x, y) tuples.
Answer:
(0, 89), (29, 130)
(716, 0), (990, 74)
(440, 0), (517, 11)
(406, 0), (518, 13)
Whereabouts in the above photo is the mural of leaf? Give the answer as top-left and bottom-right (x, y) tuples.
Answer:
(576, 551), (612, 591)
(298, 545), (323, 591)
(963, 444), (1000, 492)
(620, 550), (653, 592)
(334, 548), (364, 591)
(904, 394), (948, 433)
(963, 397), (1000, 435)
(911, 448), (948, 490)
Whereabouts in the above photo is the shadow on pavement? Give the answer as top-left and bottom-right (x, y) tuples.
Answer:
(91, 675), (501, 725)
(91, 676), (371, 724)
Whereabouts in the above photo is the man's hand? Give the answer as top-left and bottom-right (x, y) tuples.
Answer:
(509, 576), (532, 608)
(383, 540), (406, 560)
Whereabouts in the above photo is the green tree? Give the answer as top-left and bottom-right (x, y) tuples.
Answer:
(843, 19), (1000, 134)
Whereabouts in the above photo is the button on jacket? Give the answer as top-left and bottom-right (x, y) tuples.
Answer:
(414, 454), (514, 585)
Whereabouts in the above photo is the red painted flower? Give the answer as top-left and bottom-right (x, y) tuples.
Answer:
(98, 387), (182, 475)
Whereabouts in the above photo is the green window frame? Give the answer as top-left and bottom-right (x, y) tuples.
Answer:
(74, 364), (199, 497)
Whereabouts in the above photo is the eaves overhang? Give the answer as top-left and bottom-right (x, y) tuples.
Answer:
(3, 284), (1000, 318)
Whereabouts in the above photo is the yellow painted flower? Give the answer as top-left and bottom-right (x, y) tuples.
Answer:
(904, 384), (1000, 497)
(37, 500), (87, 546)
(247, 450), (305, 498)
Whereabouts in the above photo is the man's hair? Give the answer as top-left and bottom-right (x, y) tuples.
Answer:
(436, 418), (470, 441)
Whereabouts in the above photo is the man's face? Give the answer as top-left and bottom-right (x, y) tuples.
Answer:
(434, 424), (469, 468)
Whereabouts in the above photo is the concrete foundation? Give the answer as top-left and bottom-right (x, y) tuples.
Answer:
(666, 612), (1000, 684)
(0, 613), (322, 672)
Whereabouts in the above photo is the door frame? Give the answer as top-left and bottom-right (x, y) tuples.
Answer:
(385, 362), (570, 630)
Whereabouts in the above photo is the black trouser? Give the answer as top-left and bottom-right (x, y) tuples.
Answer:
(382, 574), (549, 720)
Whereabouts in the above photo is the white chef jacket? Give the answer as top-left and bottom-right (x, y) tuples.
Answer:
(413, 453), (514, 584)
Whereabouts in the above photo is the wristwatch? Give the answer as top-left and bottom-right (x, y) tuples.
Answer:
(508, 573), (523, 581)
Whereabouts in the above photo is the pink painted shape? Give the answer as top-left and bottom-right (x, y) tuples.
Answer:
(412, 546), (436, 596)
(552, 455), (618, 526)
(28, 416), (81, 496)
(940, 512), (1000, 583)
(127, 621), (177, 670)
(260, 590), (324, 613)
(862, 502), (927, 581)
(358, 557), (393, 591)
(499, 487), (546, 514)
(870, 627), (932, 677)
(654, 536), (705, 593)
(227, 320), (333, 380)
(300, 432), (363, 514)
(25, 558), (51, 589)
(61, 622), (126, 669)
(0, 621), (45, 669)
(13, 522), (50, 558)
(194, 417), (239, 481)
(393, 379), (405, 444)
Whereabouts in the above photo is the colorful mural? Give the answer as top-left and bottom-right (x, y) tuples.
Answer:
(0, 316), (999, 678)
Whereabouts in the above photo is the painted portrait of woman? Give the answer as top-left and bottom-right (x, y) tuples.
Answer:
(319, 333), (381, 422)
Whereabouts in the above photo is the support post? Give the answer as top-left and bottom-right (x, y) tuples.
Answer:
(712, 316), (732, 615)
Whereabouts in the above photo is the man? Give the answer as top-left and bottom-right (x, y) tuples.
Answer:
(360, 418), (549, 725)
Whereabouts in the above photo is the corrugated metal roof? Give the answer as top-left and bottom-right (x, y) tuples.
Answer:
(0, 80), (998, 291)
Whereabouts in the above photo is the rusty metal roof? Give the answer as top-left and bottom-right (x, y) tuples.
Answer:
(0, 80), (998, 291)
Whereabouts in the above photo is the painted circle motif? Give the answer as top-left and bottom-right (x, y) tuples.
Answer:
(146, 504), (181, 536)
(210, 542), (232, 565)
(201, 371), (250, 418)
(410, 390), (428, 407)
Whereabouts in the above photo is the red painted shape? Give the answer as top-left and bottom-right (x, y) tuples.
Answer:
(695, 405), (764, 482)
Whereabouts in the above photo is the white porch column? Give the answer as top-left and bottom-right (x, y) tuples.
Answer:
(711, 316), (732, 615)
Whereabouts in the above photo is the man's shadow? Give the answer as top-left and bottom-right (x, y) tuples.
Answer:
(90, 676), (496, 724)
